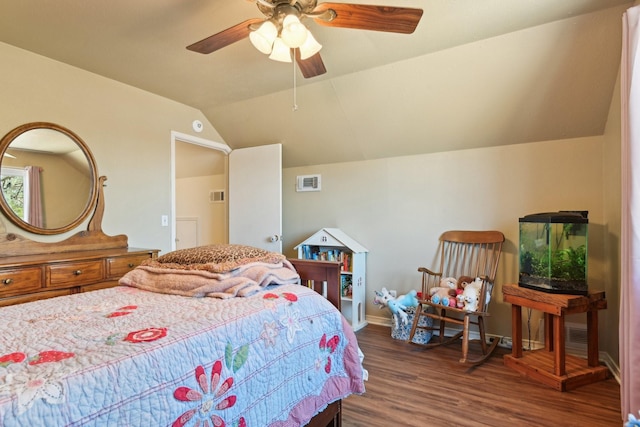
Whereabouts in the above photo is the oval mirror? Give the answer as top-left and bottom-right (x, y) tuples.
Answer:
(0, 122), (98, 235)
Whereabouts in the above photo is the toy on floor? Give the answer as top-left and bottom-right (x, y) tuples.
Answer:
(373, 287), (419, 329)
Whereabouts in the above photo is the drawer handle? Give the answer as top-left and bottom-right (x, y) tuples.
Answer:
(128, 263), (135, 268)
(2, 278), (12, 286)
(73, 270), (83, 276)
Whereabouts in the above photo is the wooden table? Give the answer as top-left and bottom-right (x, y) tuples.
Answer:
(502, 284), (609, 391)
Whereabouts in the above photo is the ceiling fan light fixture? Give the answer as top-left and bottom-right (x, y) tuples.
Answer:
(298, 30), (322, 60)
(281, 14), (308, 48)
(269, 37), (292, 62)
(249, 20), (278, 54)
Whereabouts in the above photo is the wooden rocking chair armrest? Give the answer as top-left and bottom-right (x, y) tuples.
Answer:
(417, 267), (441, 277)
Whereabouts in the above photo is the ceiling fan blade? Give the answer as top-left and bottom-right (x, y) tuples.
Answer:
(187, 18), (264, 54)
(295, 50), (327, 79)
(312, 3), (423, 34)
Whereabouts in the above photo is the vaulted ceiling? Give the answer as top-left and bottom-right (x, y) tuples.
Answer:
(0, 0), (632, 167)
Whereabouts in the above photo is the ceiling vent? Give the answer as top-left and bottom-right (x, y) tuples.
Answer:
(209, 189), (225, 203)
(296, 174), (321, 192)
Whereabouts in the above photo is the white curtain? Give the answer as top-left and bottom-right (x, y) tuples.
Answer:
(25, 166), (43, 228)
(621, 5), (640, 421)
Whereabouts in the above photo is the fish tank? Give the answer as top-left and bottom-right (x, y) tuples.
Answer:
(518, 211), (588, 295)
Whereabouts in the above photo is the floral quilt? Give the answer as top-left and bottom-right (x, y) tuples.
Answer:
(0, 284), (365, 426)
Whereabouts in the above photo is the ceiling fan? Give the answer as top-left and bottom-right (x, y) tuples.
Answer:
(186, 0), (423, 78)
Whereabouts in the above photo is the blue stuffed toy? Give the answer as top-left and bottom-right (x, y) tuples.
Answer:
(373, 287), (419, 329)
(626, 411), (640, 427)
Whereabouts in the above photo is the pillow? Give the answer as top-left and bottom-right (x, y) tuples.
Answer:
(145, 244), (286, 273)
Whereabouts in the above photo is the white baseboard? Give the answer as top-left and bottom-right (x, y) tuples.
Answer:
(366, 314), (392, 327)
(363, 314), (620, 384)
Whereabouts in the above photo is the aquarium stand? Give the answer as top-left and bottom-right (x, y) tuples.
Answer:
(502, 284), (609, 391)
(518, 279), (588, 296)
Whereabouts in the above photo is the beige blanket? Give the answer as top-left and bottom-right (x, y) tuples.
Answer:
(119, 259), (300, 298)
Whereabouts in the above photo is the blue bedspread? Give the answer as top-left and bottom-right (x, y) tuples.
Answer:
(0, 284), (365, 426)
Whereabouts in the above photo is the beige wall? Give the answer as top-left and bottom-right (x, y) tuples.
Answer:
(283, 134), (614, 355)
(176, 174), (227, 246)
(0, 42), (223, 253)
(602, 72), (622, 363)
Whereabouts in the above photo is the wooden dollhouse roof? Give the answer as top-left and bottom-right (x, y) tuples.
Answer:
(294, 228), (368, 253)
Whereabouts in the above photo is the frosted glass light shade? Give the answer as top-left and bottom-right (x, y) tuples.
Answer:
(269, 37), (292, 62)
(249, 21), (277, 54)
(281, 14), (308, 48)
(298, 30), (322, 60)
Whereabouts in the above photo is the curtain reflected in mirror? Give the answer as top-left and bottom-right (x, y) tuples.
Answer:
(0, 123), (97, 235)
(26, 165), (43, 228)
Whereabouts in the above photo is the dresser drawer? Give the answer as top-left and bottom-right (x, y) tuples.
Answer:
(81, 280), (119, 293)
(46, 260), (104, 288)
(106, 254), (150, 278)
(0, 267), (42, 298)
(0, 288), (73, 307)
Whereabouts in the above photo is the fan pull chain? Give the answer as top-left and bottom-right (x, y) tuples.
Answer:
(292, 50), (298, 111)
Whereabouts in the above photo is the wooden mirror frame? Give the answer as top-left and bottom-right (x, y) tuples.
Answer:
(0, 122), (99, 235)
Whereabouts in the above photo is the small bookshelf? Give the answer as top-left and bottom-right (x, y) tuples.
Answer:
(295, 228), (368, 331)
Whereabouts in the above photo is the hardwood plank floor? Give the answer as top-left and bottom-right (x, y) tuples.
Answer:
(342, 324), (621, 427)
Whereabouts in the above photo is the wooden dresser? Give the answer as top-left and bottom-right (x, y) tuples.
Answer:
(0, 123), (160, 308)
(0, 247), (158, 307)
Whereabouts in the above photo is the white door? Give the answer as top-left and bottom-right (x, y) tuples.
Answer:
(228, 144), (282, 252)
(176, 217), (198, 250)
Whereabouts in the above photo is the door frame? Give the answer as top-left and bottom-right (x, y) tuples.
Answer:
(170, 131), (231, 251)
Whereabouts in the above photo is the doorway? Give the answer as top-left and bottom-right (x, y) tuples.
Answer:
(170, 131), (231, 251)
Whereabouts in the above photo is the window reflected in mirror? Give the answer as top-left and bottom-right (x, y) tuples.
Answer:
(0, 167), (25, 221)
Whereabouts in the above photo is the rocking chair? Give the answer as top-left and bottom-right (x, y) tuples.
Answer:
(407, 230), (505, 365)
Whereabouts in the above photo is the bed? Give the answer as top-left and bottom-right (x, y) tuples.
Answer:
(0, 245), (365, 426)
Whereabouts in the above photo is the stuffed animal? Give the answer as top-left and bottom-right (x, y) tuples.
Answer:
(457, 275), (474, 289)
(373, 287), (393, 307)
(429, 286), (456, 300)
(373, 287), (418, 329)
(461, 287), (479, 312)
(461, 277), (484, 312)
(396, 289), (419, 309)
(439, 277), (457, 289)
(455, 294), (465, 309)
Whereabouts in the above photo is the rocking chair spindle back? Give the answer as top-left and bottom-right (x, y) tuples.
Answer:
(409, 230), (505, 365)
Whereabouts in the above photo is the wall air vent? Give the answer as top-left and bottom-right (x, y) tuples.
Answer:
(565, 322), (588, 350)
(296, 174), (321, 192)
(539, 320), (588, 352)
(209, 189), (225, 203)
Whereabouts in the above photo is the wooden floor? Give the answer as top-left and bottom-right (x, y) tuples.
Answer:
(341, 324), (621, 427)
